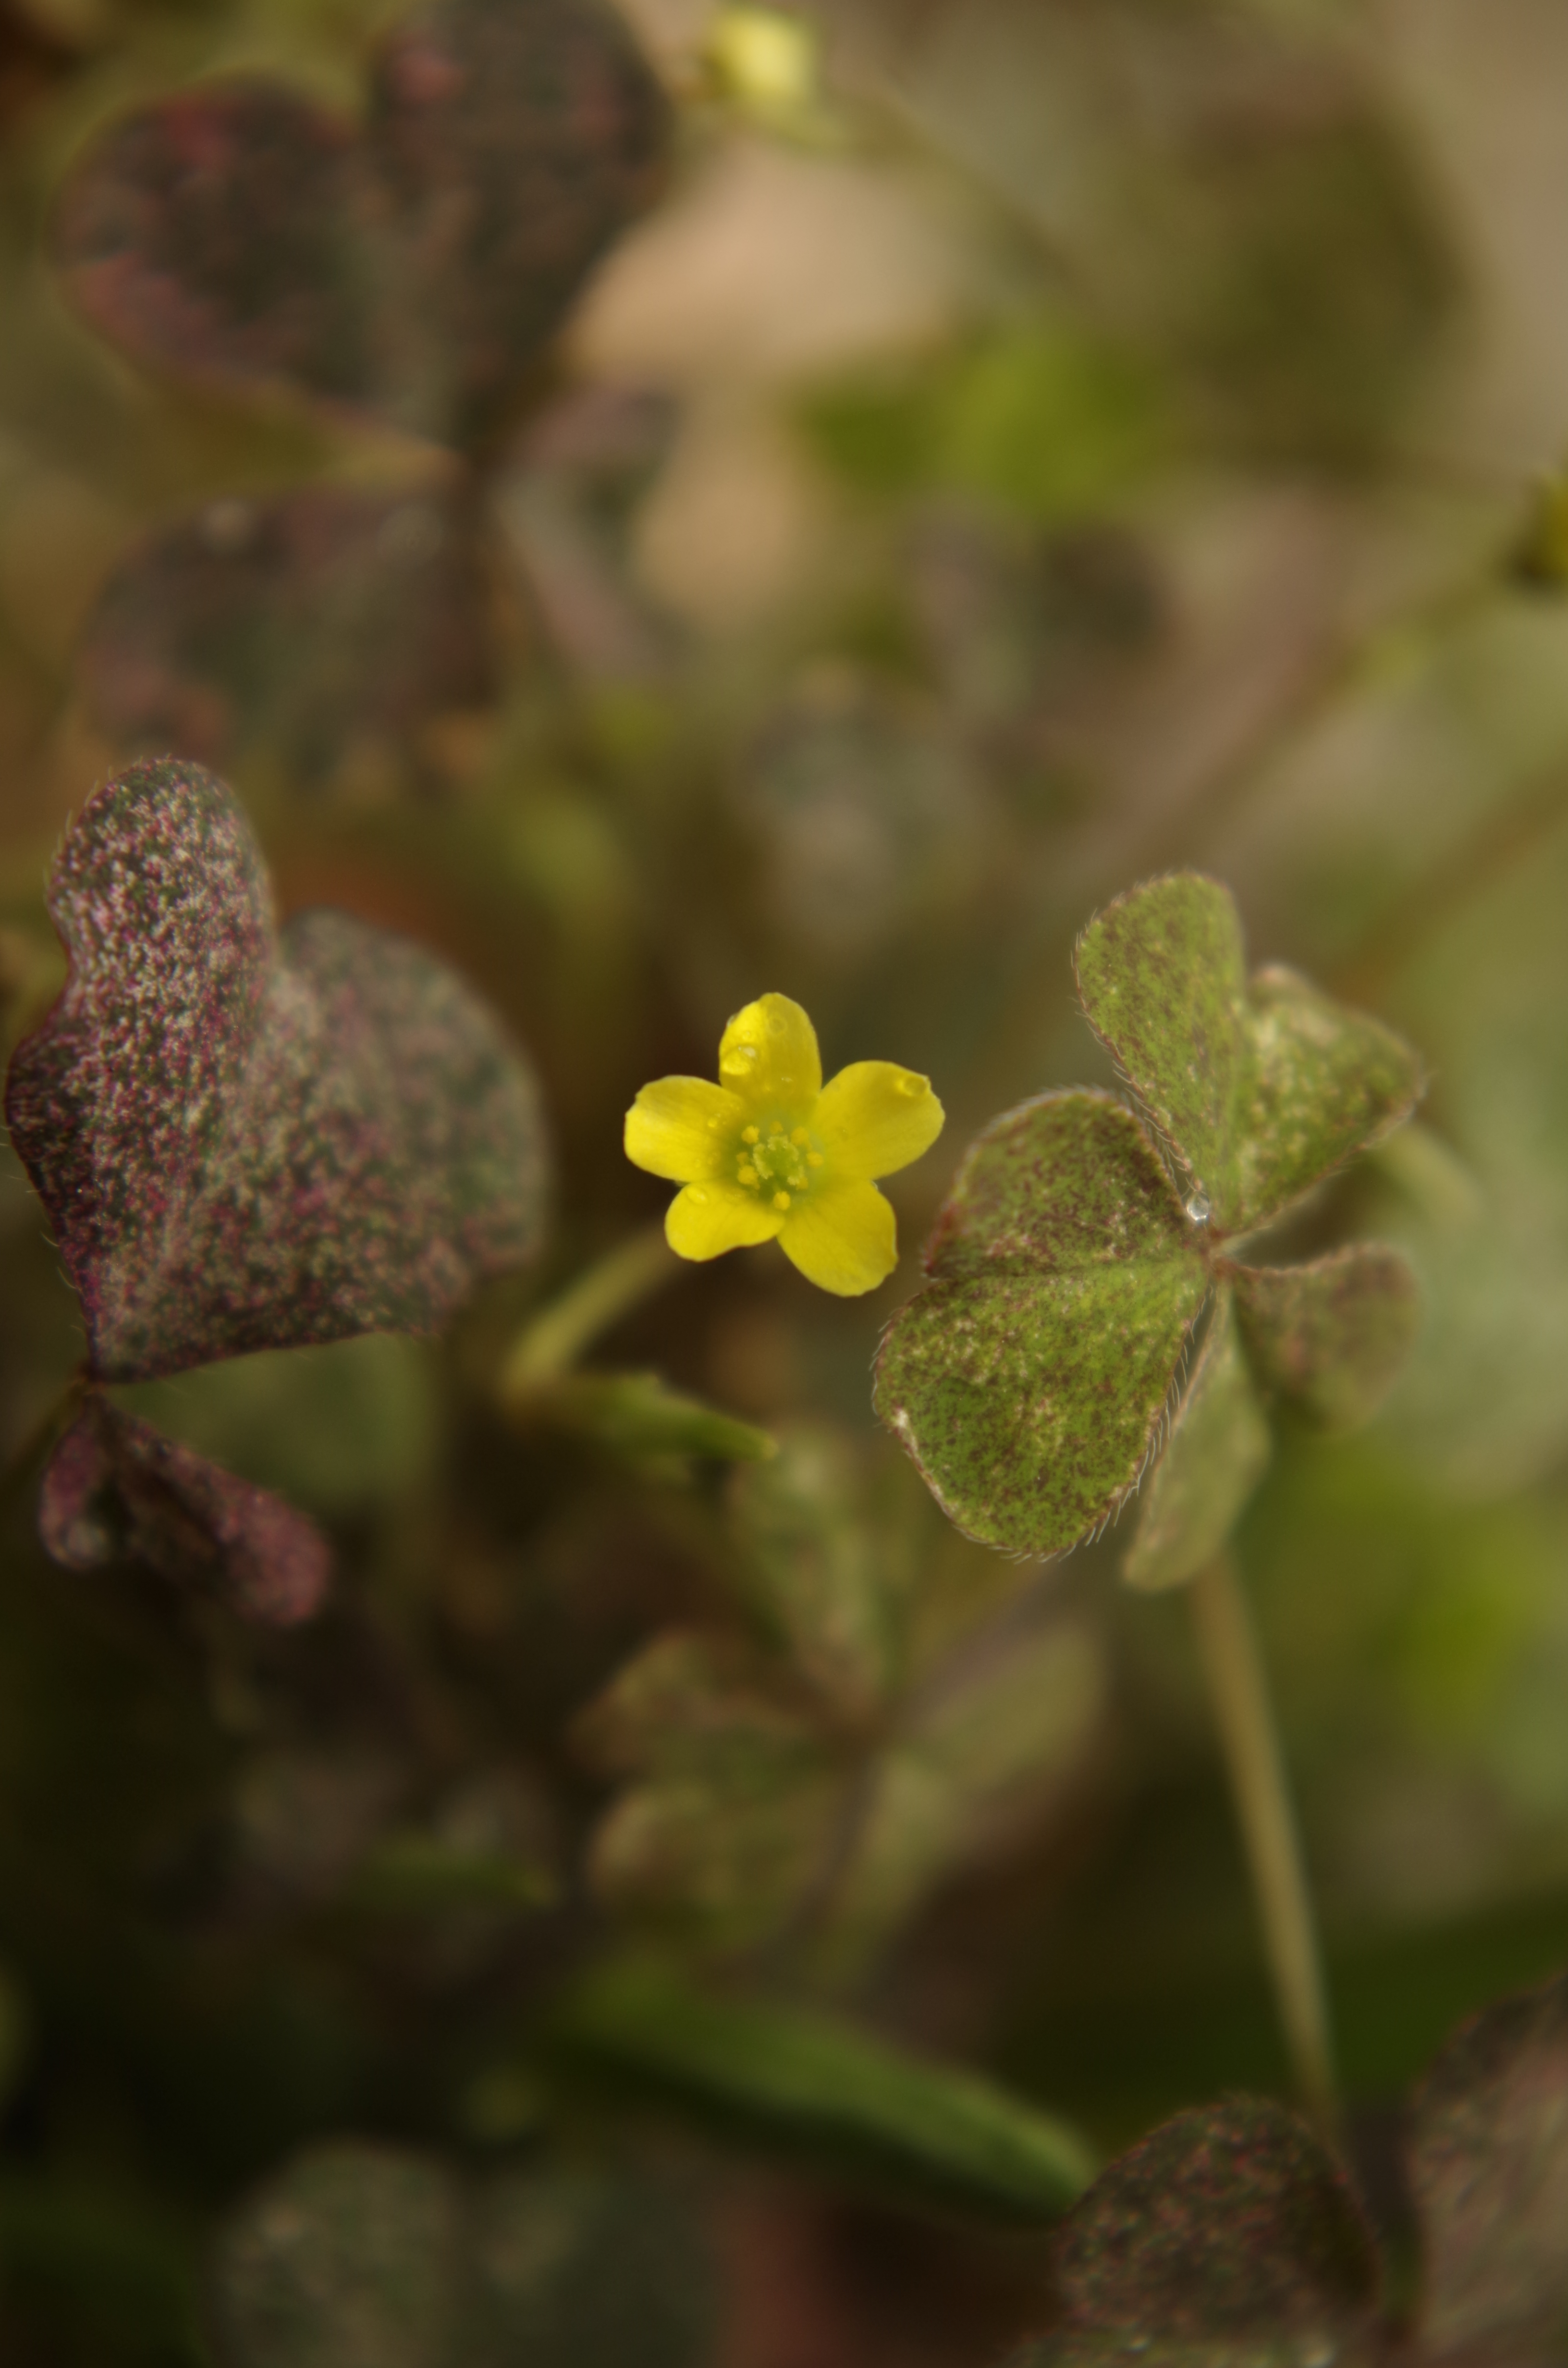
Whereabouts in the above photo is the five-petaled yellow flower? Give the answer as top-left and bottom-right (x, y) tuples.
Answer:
(625, 994), (945, 1296)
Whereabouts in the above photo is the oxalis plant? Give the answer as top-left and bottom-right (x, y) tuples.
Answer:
(875, 871), (1425, 2129)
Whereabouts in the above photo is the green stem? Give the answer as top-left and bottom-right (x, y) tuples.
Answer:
(499, 1223), (678, 1403)
(0, 1369), (90, 1520)
(1189, 1550), (1338, 2134)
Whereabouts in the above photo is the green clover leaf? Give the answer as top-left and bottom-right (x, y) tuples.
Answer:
(879, 875), (1425, 1564)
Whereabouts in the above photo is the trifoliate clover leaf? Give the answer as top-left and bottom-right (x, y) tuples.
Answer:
(625, 992), (944, 1296)
(1075, 873), (1423, 1236)
(880, 877), (1424, 1566)
(5, 758), (549, 1384)
(52, 0), (670, 453)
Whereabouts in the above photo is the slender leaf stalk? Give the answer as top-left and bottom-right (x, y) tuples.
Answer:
(0, 1369), (89, 1521)
(500, 1222), (677, 1399)
(1189, 1549), (1338, 2133)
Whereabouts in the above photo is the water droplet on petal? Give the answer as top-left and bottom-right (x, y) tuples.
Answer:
(1185, 1190), (1211, 1226)
(897, 1073), (928, 1098)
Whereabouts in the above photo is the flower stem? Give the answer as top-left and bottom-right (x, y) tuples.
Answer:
(499, 1223), (678, 1401)
(1189, 1549), (1338, 2134)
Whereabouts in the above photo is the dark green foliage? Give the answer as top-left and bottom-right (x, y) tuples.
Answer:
(551, 1962), (1096, 2220)
(52, 0), (670, 452)
(881, 876), (1422, 1563)
(6, 759), (549, 1383)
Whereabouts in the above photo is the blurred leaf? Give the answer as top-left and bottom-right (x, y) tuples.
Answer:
(53, 0), (670, 450)
(467, 2165), (716, 2368)
(1233, 1246), (1421, 1431)
(39, 1394), (330, 1624)
(1171, 99), (1457, 469)
(551, 1962), (1095, 2220)
(802, 320), (1164, 520)
(1409, 1967), (1568, 2358)
(730, 1425), (896, 1720)
(208, 2141), (715, 2368)
(1014, 2099), (1379, 2366)
(4, 759), (549, 1383)
(514, 1371), (776, 1465)
(344, 1830), (555, 1915)
(77, 487), (500, 787)
(938, 324), (1162, 523)
(579, 1632), (830, 1951)
(0, 2175), (200, 2362)
(209, 2142), (466, 2368)
(1075, 876), (1422, 1235)
(1124, 1293), (1270, 1592)
(875, 1090), (1208, 1556)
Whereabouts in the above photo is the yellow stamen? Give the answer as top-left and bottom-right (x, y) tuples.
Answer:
(742, 1124), (760, 1145)
(790, 1126), (809, 1146)
(807, 1151), (823, 1168)
(772, 1191), (791, 1211)
(737, 1163), (759, 1187)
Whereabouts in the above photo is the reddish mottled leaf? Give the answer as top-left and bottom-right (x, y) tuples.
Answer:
(4, 758), (549, 1382)
(1017, 2098), (1380, 2364)
(39, 1394), (329, 1624)
(52, 0), (669, 450)
(1409, 1968), (1568, 2360)
(1233, 1246), (1421, 1430)
(77, 487), (500, 784)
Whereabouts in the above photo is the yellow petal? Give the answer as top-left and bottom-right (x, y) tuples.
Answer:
(778, 1178), (897, 1295)
(812, 1061), (944, 1180)
(717, 993), (822, 1114)
(626, 1076), (746, 1182)
(666, 1181), (785, 1261)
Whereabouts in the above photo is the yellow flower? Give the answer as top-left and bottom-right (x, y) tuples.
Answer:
(625, 994), (944, 1296)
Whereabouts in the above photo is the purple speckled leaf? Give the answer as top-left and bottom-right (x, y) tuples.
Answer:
(1017, 2098), (1380, 2365)
(4, 758), (549, 1382)
(77, 487), (500, 783)
(1410, 1968), (1568, 2359)
(40, 1395), (329, 1623)
(52, 0), (669, 450)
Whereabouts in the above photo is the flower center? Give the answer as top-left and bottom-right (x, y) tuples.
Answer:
(734, 1118), (823, 1212)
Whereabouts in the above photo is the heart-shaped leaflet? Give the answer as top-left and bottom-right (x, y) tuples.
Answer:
(5, 758), (550, 1384)
(51, 0), (670, 452)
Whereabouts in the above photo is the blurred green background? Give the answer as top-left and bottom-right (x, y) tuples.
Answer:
(3, 0), (1568, 2357)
